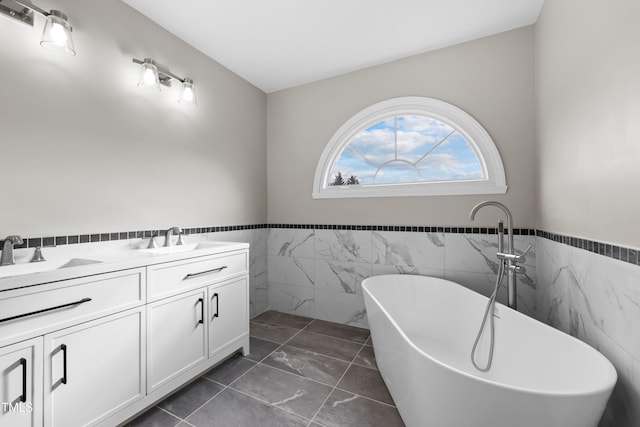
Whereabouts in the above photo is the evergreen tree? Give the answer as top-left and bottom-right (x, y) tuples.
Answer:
(330, 172), (345, 186)
(346, 174), (359, 185)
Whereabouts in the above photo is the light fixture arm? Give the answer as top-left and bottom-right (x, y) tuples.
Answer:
(132, 58), (186, 86)
(10, 0), (49, 18)
(1, 0), (75, 55)
(133, 57), (196, 106)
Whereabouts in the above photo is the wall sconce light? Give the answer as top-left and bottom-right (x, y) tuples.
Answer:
(132, 57), (197, 107)
(0, 0), (75, 56)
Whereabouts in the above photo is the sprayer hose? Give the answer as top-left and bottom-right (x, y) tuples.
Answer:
(471, 260), (506, 372)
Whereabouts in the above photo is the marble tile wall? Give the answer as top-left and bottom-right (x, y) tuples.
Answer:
(207, 228), (269, 318)
(536, 238), (640, 427)
(267, 227), (537, 328)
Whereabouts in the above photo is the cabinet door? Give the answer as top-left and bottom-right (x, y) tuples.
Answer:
(147, 289), (207, 392)
(0, 337), (43, 427)
(208, 277), (248, 357)
(43, 308), (145, 427)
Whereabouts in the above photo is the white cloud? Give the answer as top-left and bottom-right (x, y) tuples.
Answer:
(418, 153), (462, 168)
(349, 128), (452, 165)
(332, 115), (481, 184)
(396, 130), (441, 153)
(417, 154), (484, 180)
(397, 115), (453, 133)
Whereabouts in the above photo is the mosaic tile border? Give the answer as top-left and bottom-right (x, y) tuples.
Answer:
(268, 224), (536, 235)
(3, 224), (637, 266)
(8, 224), (269, 249)
(536, 230), (639, 266)
(6, 224), (535, 249)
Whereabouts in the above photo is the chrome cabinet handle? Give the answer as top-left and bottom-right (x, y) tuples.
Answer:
(183, 266), (227, 280)
(0, 298), (92, 324)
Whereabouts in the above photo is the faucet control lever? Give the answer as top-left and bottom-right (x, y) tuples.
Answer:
(497, 252), (519, 262)
(176, 232), (186, 246)
(497, 244), (533, 264)
(31, 246), (46, 263)
(519, 245), (533, 263)
(508, 264), (526, 274)
(147, 236), (158, 249)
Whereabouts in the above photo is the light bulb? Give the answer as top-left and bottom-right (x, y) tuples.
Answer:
(49, 22), (68, 47)
(137, 59), (160, 91)
(143, 68), (157, 86)
(40, 11), (75, 56)
(182, 86), (194, 103)
(178, 78), (197, 106)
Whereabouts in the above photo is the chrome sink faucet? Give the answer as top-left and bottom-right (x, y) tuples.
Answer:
(469, 201), (530, 310)
(1, 235), (24, 266)
(164, 227), (183, 247)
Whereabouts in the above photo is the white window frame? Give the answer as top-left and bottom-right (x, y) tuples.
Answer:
(312, 96), (507, 199)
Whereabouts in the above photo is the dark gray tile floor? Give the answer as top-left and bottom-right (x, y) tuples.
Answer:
(124, 311), (405, 427)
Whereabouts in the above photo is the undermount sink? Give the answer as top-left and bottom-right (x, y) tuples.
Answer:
(0, 258), (103, 280)
(140, 242), (228, 255)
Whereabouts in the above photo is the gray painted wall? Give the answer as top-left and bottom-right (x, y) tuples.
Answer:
(535, 1), (640, 425)
(0, 0), (267, 238)
(267, 26), (536, 228)
(535, 0), (640, 248)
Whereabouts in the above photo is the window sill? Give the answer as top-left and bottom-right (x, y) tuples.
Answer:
(313, 182), (508, 199)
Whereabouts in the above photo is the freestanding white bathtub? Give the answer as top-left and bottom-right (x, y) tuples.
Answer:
(362, 274), (617, 427)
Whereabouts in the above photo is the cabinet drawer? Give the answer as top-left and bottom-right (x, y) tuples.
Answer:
(0, 268), (145, 348)
(147, 250), (247, 301)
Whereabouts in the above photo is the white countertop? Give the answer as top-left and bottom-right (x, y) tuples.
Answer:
(0, 239), (249, 292)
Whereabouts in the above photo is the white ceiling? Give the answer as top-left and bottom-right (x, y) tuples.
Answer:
(122, 0), (545, 93)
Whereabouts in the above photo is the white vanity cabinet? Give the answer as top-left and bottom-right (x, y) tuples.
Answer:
(0, 243), (250, 427)
(208, 277), (248, 357)
(146, 289), (207, 392)
(0, 337), (43, 427)
(0, 267), (146, 427)
(43, 308), (145, 427)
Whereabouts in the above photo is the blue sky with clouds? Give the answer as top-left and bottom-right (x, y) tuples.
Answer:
(330, 115), (484, 185)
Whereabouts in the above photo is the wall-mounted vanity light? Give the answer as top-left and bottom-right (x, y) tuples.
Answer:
(0, 0), (75, 55)
(132, 57), (197, 107)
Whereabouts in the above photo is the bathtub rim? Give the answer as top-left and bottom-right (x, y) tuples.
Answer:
(362, 273), (618, 398)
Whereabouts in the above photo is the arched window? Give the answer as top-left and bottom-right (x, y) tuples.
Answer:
(312, 97), (507, 198)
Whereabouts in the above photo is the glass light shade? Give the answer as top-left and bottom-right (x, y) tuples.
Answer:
(137, 59), (161, 91)
(40, 10), (75, 56)
(178, 78), (197, 106)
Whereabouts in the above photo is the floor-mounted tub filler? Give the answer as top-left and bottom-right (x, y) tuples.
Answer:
(362, 274), (617, 427)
